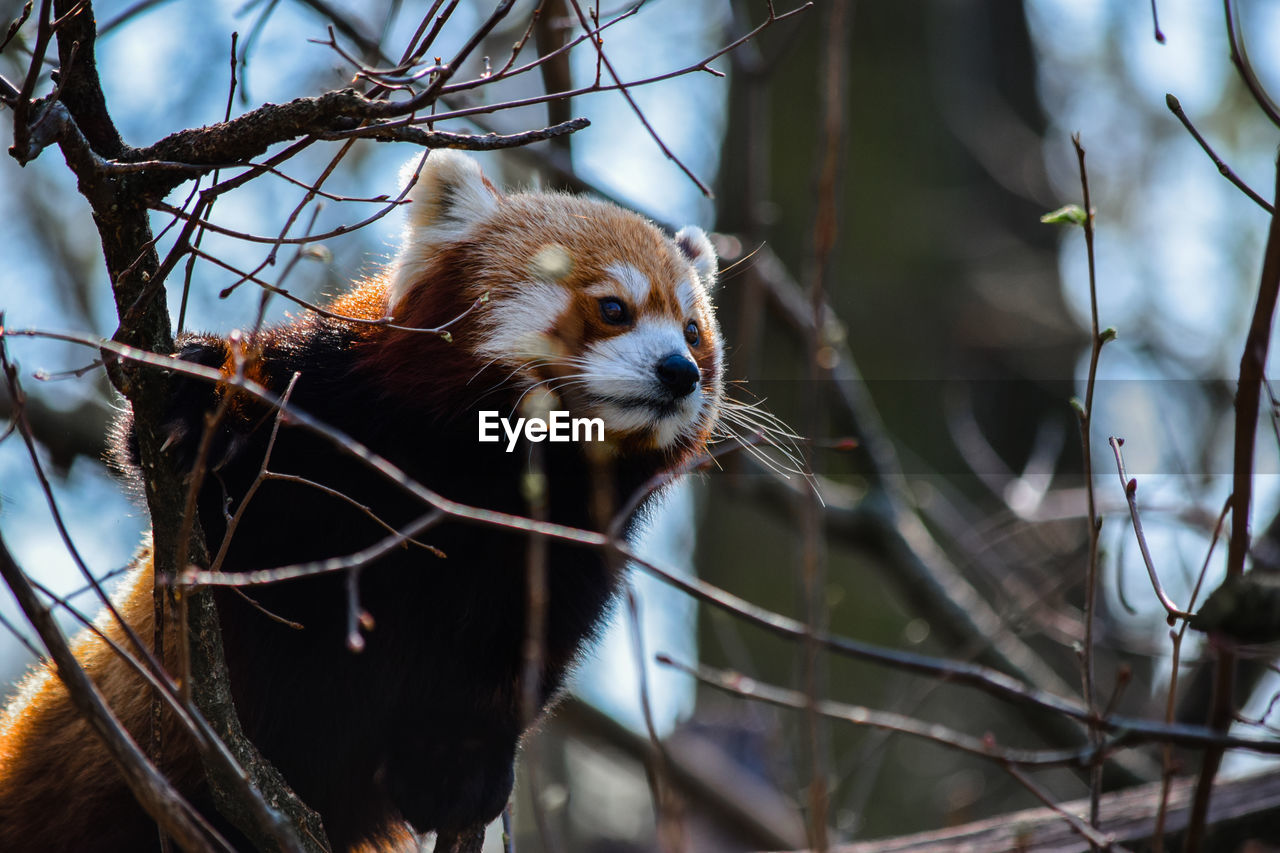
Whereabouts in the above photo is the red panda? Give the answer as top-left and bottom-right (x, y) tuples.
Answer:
(0, 151), (724, 852)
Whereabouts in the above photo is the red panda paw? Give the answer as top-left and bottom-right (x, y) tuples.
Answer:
(111, 335), (257, 485)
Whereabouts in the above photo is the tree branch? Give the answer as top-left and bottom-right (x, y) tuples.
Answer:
(14, 3), (336, 848)
(0, 531), (228, 853)
(1185, 142), (1280, 853)
(831, 768), (1280, 853)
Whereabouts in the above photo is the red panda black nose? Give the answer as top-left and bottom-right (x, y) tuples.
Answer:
(656, 354), (700, 398)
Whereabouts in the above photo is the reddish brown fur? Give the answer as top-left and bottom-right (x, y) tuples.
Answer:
(357, 249), (497, 417)
(0, 546), (421, 852)
(0, 547), (207, 852)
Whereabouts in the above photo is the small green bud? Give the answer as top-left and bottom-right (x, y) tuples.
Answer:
(1040, 204), (1088, 226)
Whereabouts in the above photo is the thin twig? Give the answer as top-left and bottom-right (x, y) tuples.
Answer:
(1071, 132), (1106, 844)
(1165, 93), (1272, 214)
(519, 392), (550, 731)
(186, 245), (490, 339)
(658, 654), (1280, 769)
(1184, 145), (1280, 853)
(1153, 496), (1230, 853)
(1223, 0), (1280, 129)
(207, 372), (300, 574)
(625, 586), (685, 852)
(564, 0), (712, 195)
(0, 2), (34, 54)
(795, 0), (850, 846)
(0, 334), (155, 667)
(1108, 436), (1195, 620)
(661, 655), (1104, 768)
(401, 3), (813, 132)
(11, 327), (1280, 762)
(1003, 765), (1123, 851)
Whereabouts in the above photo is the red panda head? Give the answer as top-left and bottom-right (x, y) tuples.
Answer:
(384, 151), (723, 456)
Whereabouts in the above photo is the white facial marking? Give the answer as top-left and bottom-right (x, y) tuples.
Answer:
(676, 279), (697, 317)
(529, 244), (572, 282)
(580, 319), (704, 447)
(475, 282), (571, 366)
(606, 262), (652, 307)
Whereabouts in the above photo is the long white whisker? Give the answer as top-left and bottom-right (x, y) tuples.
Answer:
(709, 396), (822, 502)
(511, 372), (594, 413)
(719, 403), (807, 460)
(720, 398), (804, 440)
(469, 350), (598, 405)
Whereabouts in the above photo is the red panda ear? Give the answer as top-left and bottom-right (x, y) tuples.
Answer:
(389, 151), (501, 312)
(674, 226), (718, 287)
(405, 150), (501, 235)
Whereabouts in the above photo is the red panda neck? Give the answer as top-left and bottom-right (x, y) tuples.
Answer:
(337, 248), (492, 414)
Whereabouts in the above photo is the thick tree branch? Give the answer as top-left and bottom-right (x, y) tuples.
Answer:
(832, 768), (1280, 853)
(51, 0), (123, 157)
(10, 2), (335, 849)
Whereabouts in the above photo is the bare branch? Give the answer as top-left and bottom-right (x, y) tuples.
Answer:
(1223, 0), (1280, 129)
(1166, 93), (1273, 213)
(832, 769), (1280, 853)
(1067, 132), (1107, 844)
(1185, 141), (1280, 853)
(3, 326), (1097, 728)
(1108, 436), (1195, 620)
(658, 654), (1280, 760)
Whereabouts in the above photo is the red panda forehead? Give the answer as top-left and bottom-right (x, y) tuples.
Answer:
(477, 195), (703, 317)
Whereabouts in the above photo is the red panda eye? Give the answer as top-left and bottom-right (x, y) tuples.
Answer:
(685, 320), (699, 347)
(599, 297), (630, 325)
